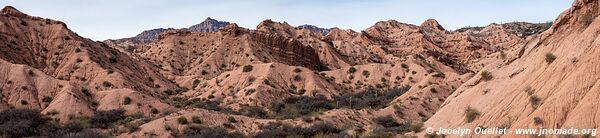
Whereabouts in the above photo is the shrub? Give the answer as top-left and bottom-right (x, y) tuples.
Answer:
(75, 48), (81, 53)
(76, 58), (83, 63)
(177, 117), (189, 124)
(480, 71), (493, 81)
(409, 122), (424, 133)
(150, 108), (159, 114)
(89, 109), (125, 128)
(293, 68), (302, 73)
(464, 106), (480, 123)
(348, 66), (357, 73)
(0, 109), (51, 137)
(192, 79), (201, 89)
(242, 65), (253, 72)
(545, 53), (556, 64)
(63, 120), (85, 133)
(432, 72), (445, 78)
(227, 116), (237, 123)
(373, 116), (401, 128)
(123, 96), (132, 105)
(401, 63), (409, 69)
(293, 74), (302, 81)
(109, 54), (118, 63)
(46, 110), (59, 116)
(430, 88), (437, 93)
(533, 117), (543, 125)
(183, 125), (244, 138)
(582, 14), (594, 26)
(107, 69), (114, 74)
(255, 122), (342, 137)
(42, 96), (53, 103)
(27, 70), (35, 76)
(362, 70), (370, 78)
(192, 116), (202, 124)
(238, 105), (267, 119)
(529, 95), (541, 109)
(102, 81), (112, 87)
(179, 40), (185, 45)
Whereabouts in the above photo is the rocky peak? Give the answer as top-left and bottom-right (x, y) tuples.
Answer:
(420, 19), (445, 31)
(188, 17), (230, 32)
(132, 28), (171, 43)
(219, 23), (245, 36)
(0, 6), (26, 17)
(298, 24), (331, 36)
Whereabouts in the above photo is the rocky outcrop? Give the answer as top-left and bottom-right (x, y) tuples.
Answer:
(188, 17), (230, 32)
(298, 24), (331, 36)
(105, 17), (230, 51)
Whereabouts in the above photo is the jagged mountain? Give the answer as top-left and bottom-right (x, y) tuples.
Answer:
(188, 17), (230, 32)
(298, 24), (331, 36)
(104, 17), (230, 52)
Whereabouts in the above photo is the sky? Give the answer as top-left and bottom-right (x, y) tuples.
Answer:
(1, 0), (573, 41)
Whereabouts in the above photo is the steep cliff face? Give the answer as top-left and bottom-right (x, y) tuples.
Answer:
(425, 0), (600, 137)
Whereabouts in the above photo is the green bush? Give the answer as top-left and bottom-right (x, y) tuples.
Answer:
(533, 117), (543, 125)
(293, 74), (302, 81)
(177, 117), (189, 124)
(362, 70), (370, 78)
(42, 96), (53, 103)
(123, 96), (132, 105)
(242, 65), (253, 72)
(89, 109), (125, 128)
(150, 108), (159, 114)
(373, 116), (401, 128)
(529, 95), (541, 109)
(545, 53), (556, 64)
(464, 106), (480, 123)
(582, 14), (594, 26)
(348, 66), (357, 73)
(102, 81), (112, 87)
(293, 68), (302, 73)
(401, 63), (409, 69)
(480, 71), (493, 81)
(432, 72), (445, 78)
(227, 116), (237, 123)
(192, 79), (201, 89)
(192, 116), (202, 124)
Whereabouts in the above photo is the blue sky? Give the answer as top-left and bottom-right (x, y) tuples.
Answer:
(1, 0), (572, 41)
